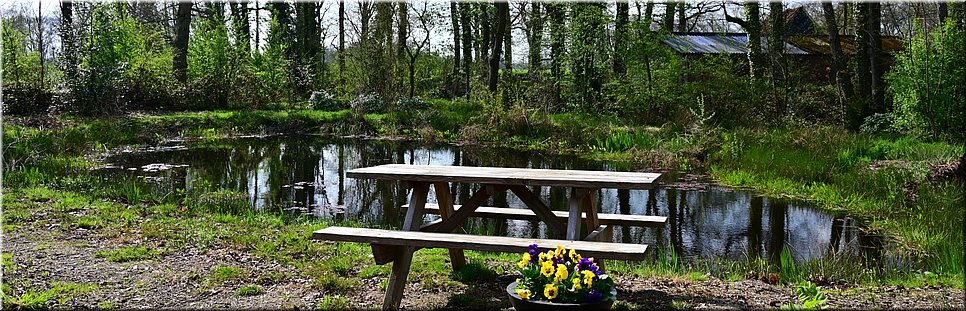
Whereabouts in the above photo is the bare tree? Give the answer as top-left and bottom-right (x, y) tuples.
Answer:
(404, 2), (436, 97)
(822, 2), (853, 106)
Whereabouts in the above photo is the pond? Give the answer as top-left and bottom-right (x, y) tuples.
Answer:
(97, 135), (885, 263)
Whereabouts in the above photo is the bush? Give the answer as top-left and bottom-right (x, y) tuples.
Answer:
(396, 97), (429, 111)
(860, 113), (898, 135)
(887, 20), (965, 140)
(1, 86), (53, 116)
(308, 90), (344, 111)
(350, 93), (387, 114)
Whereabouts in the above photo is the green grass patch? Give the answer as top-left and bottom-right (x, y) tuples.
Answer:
(235, 285), (263, 297)
(210, 265), (245, 283)
(94, 246), (160, 263)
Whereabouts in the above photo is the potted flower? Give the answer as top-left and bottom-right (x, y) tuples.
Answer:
(507, 244), (617, 311)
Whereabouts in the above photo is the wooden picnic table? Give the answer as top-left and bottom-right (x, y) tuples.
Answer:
(314, 164), (663, 310)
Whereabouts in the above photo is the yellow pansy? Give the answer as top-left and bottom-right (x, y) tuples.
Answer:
(569, 248), (581, 262)
(516, 288), (531, 300)
(540, 261), (555, 278)
(538, 251), (549, 262)
(518, 253), (531, 268)
(553, 264), (569, 282)
(544, 283), (559, 300)
(554, 245), (566, 257)
(571, 277), (583, 291)
(582, 270), (595, 286)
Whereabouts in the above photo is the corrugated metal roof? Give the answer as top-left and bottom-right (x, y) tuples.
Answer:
(663, 34), (812, 55)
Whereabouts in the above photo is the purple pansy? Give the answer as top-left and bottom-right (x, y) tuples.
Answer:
(577, 257), (597, 273)
(586, 289), (603, 302)
(528, 244), (540, 263)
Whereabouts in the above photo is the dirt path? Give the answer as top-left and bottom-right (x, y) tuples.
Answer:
(3, 224), (962, 310)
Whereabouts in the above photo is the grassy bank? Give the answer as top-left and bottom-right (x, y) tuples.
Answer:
(3, 102), (963, 309)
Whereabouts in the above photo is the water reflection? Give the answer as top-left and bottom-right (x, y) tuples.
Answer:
(102, 136), (880, 262)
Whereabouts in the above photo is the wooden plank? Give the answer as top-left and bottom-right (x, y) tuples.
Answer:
(433, 182), (466, 270)
(402, 204), (668, 228)
(508, 185), (567, 237)
(347, 164), (662, 189)
(584, 225), (611, 242)
(313, 226), (649, 261)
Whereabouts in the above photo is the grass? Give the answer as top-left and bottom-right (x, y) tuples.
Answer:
(210, 265), (245, 283)
(4, 106), (963, 309)
(2, 281), (98, 310)
(235, 285), (263, 297)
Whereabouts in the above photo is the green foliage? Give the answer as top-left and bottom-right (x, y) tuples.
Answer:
(72, 3), (174, 114)
(0, 20), (39, 88)
(94, 246), (160, 263)
(210, 265), (245, 283)
(186, 17), (235, 109)
(887, 20), (966, 141)
(859, 113), (899, 135)
(350, 93), (388, 114)
(308, 90), (344, 111)
(235, 285), (263, 297)
(780, 281), (828, 310)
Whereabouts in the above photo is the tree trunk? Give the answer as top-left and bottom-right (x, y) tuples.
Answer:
(60, 0), (76, 82)
(868, 2), (884, 113)
(339, 0), (345, 84)
(614, 0), (629, 77)
(823, 2), (853, 106)
(480, 4), (491, 78)
(663, 1), (675, 32)
(745, 2), (762, 78)
(939, 2), (948, 22)
(460, 2), (472, 78)
(488, 1), (509, 93)
(851, 2), (872, 129)
(398, 2), (408, 58)
(526, 1), (543, 81)
(295, 1), (321, 90)
(548, 3), (564, 83)
(677, 1), (686, 32)
(503, 6), (512, 72)
(768, 1), (786, 116)
(451, 1), (461, 78)
(644, 0), (654, 28)
(37, 1), (45, 89)
(173, 1), (192, 83)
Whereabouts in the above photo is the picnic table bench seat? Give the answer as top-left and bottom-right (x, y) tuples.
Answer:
(401, 203), (668, 228)
(313, 226), (649, 261)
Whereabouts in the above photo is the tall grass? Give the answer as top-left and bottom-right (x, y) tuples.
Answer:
(710, 126), (964, 284)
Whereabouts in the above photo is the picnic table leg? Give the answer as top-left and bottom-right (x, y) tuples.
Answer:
(567, 188), (590, 240)
(383, 182), (429, 310)
(582, 189), (605, 271)
(433, 182), (466, 271)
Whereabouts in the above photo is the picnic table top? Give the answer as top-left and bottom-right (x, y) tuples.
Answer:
(346, 164), (661, 189)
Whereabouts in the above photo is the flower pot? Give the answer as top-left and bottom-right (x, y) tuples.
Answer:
(506, 282), (615, 311)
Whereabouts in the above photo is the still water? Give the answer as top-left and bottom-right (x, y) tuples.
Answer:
(100, 136), (881, 262)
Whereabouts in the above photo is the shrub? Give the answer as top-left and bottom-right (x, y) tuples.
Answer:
(309, 90), (344, 111)
(860, 113), (898, 135)
(396, 97), (430, 111)
(350, 93), (387, 114)
(887, 20), (965, 141)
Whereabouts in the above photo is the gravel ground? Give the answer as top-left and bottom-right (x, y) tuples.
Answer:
(3, 224), (963, 310)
